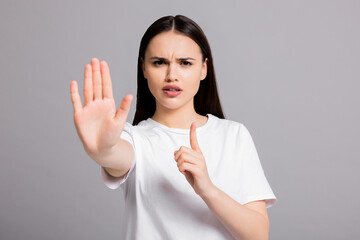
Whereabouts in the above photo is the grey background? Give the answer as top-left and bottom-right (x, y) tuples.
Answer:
(1, 0), (359, 239)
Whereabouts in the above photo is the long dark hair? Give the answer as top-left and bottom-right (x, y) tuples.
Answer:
(132, 15), (225, 125)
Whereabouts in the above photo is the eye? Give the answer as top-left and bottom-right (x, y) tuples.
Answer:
(153, 60), (165, 66)
(181, 61), (192, 66)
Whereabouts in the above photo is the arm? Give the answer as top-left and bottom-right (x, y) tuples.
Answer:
(99, 138), (134, 178)
(174, 123), (270, 240)
(70, 58), (134, 178)
(201, 186), (269, 240)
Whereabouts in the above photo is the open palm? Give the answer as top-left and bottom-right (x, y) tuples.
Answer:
(70, 58), (133, 157)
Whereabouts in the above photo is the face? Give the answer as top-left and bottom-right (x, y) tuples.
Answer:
(142, 31), (207, 114)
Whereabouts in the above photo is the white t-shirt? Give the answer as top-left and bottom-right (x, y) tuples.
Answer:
(101, 113), (277, 239)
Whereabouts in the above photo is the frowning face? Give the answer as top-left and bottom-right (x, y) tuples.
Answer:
(142, 30), (207, 114)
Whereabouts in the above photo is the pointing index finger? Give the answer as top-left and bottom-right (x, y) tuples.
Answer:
(190, 122), (201, 152)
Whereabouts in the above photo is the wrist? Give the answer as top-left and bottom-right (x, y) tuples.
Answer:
(200, 183), (219, 202)
(88, 140), (121, 165)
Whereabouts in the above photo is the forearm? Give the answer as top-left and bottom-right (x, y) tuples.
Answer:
(87, 139), (134, 177)
(201, 186), (269, 240)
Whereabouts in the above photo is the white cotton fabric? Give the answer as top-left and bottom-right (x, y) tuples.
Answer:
(100, 113), (277, 240)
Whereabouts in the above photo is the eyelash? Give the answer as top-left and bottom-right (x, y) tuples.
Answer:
(181, 61), (192, 66)
(153, 61), (164, 66)
(152, 61), (192, 66)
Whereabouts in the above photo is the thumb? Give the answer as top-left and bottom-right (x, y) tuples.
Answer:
(114, 94), (133, 125)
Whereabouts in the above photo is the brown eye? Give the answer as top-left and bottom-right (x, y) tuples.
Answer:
(153, 60), (164, 66)
(181, 61), (192, 66)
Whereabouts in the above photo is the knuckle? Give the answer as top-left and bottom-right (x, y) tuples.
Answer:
(179, 164), (186, 172)
(179, 152), (187, 160)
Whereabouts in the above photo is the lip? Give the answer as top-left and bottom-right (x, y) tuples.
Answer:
(162, 84), (183, 97)
(162, 85), (183, 91)
(163, 89), (182, 97)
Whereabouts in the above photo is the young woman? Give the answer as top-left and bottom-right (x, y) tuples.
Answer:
(70, 15), (277, 240)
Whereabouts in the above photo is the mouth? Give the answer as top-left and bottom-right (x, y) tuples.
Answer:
(162, 85), (183, 91)
(163, 89), (181, 92)
(162, 88), (183, 97)
(162, 85), (183, 97)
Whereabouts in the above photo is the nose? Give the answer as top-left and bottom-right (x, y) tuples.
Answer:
(165, 62), (178, 82)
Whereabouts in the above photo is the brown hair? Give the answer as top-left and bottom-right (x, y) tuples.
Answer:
(133, 15), (225, 125)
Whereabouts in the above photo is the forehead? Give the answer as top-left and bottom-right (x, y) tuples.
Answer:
(145, 31), (202, 58)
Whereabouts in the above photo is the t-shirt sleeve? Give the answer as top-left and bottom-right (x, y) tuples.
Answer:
(100, 121), (136, 190)
(240, 124), (277, 208)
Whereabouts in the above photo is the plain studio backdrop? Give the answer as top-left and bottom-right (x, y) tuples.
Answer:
(0, 0), (359, 239)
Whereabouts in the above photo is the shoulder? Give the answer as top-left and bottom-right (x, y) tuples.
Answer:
(124, 119), (152, 131)
(209, 114), (254, 141)
(209, 114), (245, 133)
(123, 119), (160, 139)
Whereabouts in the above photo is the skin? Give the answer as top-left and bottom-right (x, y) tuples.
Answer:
(70, 58), (134, 177)
(70, 30), (270, 239)
(143, 30), (270, 240)
(142, 30), (208, 129)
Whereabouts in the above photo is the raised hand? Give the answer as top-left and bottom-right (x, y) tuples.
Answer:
(174, 122), (215, 197)
(70, 58), (133, 159)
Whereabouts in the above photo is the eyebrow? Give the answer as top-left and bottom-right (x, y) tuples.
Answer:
(149, 56), (196, 61)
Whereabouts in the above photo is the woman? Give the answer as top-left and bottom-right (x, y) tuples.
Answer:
(70, 15), (277, 240)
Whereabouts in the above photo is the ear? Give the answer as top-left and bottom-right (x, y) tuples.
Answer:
(200, 58), (208, 81)
(141, 58), (147, 79)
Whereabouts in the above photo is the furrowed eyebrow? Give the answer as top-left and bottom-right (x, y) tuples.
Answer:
(149, 57), (196, 61)
(177, 57), (196, 61)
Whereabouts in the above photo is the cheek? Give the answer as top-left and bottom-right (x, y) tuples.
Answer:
(146, 79), (158, 97)
(146, 70), (163, 96)
(181, 68), (202, 88)
(183, 80), (201, 99)
(179, 67), (203, 83)
(147, 67), (168, 83)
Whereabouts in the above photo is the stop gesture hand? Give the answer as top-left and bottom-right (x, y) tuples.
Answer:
(70, 58), (133, 160)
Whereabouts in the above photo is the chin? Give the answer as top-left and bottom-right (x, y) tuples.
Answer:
(155, 99), (189, 111)
(159, 103), (184, 111)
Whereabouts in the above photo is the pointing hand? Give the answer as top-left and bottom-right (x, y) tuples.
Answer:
(174, 122), (215, 197)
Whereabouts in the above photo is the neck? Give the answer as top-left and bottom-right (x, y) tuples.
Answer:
(151, 101), (207, 129)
